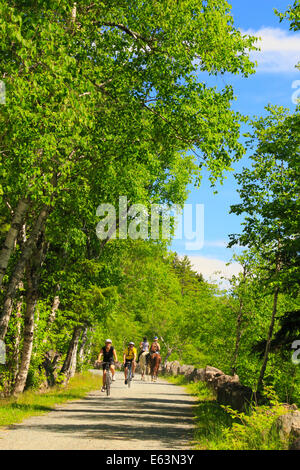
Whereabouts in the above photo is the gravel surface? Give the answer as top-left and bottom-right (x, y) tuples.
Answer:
(0, 371), (196, 450)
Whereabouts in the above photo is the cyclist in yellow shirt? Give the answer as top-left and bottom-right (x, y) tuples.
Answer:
(123, 341), (137, 385)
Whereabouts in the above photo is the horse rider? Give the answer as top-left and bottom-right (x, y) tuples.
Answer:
(137, 336), (150, 363)
(149, 336), (161, 381)
(150, 336), (161, 357)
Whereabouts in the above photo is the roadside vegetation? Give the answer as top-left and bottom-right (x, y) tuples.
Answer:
(167, 376), (290, 450)
(0, 371), (100, 427)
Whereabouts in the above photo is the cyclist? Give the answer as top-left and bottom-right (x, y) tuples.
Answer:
(97, 339), (117, 392)
(123, 341), (137, 385)
(137, 336), (149, 363)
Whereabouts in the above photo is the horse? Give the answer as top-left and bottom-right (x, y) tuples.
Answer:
(139, 351), (150, 381)
(149, 352), (161, 382)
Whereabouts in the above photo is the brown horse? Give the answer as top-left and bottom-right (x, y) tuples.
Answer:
(149, 352), (161, 382)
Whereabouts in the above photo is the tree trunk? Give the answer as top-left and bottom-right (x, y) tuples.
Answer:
(13, 272), (37, 395)
(256, 287), (280, 391)
(42, 350), (62, 387)
(0, 207), (48, 341)
(12, 294), (23, 381)
(78, 327), (88, 366)
(163, 348), (173, 366)
(13, 232), (47, 395)
(61, 326), (83, 381)
(0, 199), (29, 287)
(42, 288), (60, 349)
(49, 292), (60, 324)
(231, 299), (244, 375)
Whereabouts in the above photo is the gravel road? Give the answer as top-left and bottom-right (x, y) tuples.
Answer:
(0, 371), (196, 450)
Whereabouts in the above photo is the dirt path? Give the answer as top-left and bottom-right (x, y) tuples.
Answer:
(0, 371), (196, 450)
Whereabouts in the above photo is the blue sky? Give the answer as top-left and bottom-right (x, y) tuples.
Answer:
(171, 0), (300, 282)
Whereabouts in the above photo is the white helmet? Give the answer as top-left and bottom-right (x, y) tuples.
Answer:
(129, 342), (135, 345)
(105, 339), (112, 343)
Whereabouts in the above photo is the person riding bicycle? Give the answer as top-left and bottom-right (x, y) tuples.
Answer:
(123, 341), (137, 385)
(150, 336), (161, 357)
(137, 336), (149, 363)
(97, 339), (117, 392)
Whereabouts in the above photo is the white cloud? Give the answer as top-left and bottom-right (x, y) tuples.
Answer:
(187, 255), (242, 289)
(243, 27), (300, 73)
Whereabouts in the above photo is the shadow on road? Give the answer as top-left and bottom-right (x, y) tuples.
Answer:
(13, 393), (197, 449)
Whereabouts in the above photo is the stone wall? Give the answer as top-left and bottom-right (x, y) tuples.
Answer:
(161, 362), (262, 412)
(161, 361), (300, 449)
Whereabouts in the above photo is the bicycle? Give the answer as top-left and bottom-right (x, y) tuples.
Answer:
(101, 361), (113, 396)
(125, 360), (134, 388)
(128, 362), (133, 388)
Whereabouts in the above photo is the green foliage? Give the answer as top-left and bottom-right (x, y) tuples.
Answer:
(221, 388), (289, 450)
(172, 377), (292, 450)
(0, 1), (299, 451)
(276, 0), (300, 34)
(229, 107), (300, 294)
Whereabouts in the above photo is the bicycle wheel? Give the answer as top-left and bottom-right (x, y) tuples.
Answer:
(106, 369), (111, 396)
(128, 364), (132, 388)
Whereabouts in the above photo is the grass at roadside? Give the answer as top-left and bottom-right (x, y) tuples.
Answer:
(0, 371), (101, 428)
(165, 375), (288, 450)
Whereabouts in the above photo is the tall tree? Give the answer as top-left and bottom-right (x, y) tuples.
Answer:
(229, 107), (300, 390)
(0, 0), (257, 347)
(1, 0), (259, 393)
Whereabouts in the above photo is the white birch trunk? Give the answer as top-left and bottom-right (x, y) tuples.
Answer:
(0, 199), (29, 286)
(0, 207), (48, 341)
